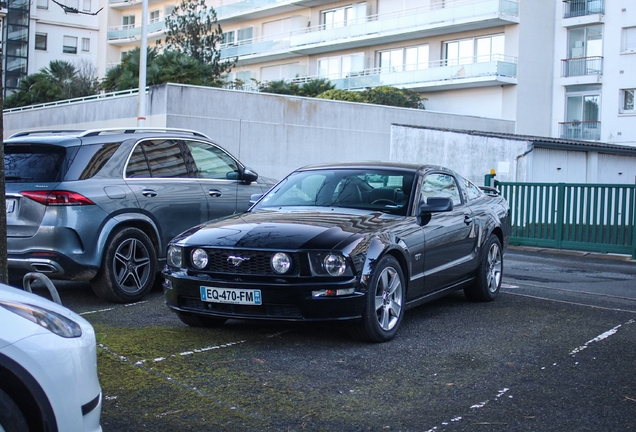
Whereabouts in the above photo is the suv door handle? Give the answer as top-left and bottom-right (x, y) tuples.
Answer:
(209, 189), (222, 198)
(141, 189), (157, 197)
(464, 216), (473, 225)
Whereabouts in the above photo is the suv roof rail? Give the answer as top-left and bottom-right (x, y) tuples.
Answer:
(9, 130), (86, 138)
(78, 127), (211, 139)
(9, 128), (211, 139)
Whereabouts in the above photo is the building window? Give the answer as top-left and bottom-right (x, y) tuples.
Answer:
(445, 34), (504, 66)
(568, 25), (603, 58)
(318, 53), (364, 79)
(379, 45), (429, 72)
(322, 3), (366, 29)
(620, 89), (635, 114)
(63, 36), (78, 54)
(122, 15), (135, 28)
(222, 31), (235, 46)
(260, 63), (303, 81)
(82, 0), (90, 12)
(622, 27), (636, 53)
(81, 37), (90, 52)
(35, 33), (47, 50)
(37, 0), (48, 9)
(562, 86), (601, 140)
(149, 10), (160, 23)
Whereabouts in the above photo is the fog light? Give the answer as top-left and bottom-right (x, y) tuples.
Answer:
(191, 249), (209, 269)
(271, 252), (292, 274)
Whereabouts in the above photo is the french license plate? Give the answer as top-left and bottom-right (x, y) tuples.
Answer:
(6, 199), (15, 214)
(200, 287), (262, 305)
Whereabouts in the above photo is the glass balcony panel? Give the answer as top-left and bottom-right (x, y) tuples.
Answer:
(303, 57), (517, 91)
(563, 0), (604, 18)
(291, 0), (518, 49)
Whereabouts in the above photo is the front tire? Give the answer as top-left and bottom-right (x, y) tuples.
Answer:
(351, 255), (405, 343)
(0, 388), (29, 432)
(177, 311), (227, 328)
(464, 234), (503, 302)
(92, 227), (157, 303)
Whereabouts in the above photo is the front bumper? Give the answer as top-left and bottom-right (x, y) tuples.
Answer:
(162, 270), (367, 322)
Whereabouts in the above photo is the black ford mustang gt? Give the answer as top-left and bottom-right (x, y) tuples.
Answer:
(163, 162), (511, 342)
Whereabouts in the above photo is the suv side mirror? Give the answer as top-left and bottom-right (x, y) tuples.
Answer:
(242, 167), (259, 184)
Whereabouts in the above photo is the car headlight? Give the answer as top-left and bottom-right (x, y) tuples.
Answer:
(0, 301), (82, 338)
(167, 245), (183, 268)
(271, 252), (292, 274)
(308, 252), (353, 277)
(191, 248), (209, 269)
(324, 254), (347, 276)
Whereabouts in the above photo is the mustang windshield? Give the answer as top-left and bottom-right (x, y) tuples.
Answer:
(253, 168), (415, 216)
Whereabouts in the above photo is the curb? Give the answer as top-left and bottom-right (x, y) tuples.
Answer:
(508, 245), (635, 262)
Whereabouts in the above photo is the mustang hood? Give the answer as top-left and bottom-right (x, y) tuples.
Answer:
(173, 208), (403, 250)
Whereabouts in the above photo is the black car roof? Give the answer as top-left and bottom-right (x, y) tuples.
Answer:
(296, 161), (449, 173)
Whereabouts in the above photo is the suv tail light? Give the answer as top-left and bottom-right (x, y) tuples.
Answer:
(21, 191), (95, 206)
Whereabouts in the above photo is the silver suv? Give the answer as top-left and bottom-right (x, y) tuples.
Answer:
(4, 128), (276, 303)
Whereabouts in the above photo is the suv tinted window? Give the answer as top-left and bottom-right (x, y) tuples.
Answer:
(72, 142), (121, 180)
(4, 144), (66, 182)
(127, 139), (188, 178)
(185, 140), (239, 180)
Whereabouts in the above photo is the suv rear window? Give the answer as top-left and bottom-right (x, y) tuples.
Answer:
(4, 144), (67, 182)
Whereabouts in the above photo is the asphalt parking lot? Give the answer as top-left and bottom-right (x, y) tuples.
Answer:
(25, 248), (636, 431)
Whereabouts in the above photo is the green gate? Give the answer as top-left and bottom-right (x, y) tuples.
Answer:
(496, 182), (636, 259)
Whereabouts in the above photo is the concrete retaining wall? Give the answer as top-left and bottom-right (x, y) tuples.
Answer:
(3, 84), (515, 180)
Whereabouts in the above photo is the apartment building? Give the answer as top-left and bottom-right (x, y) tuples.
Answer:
(103, 0), (556, 136)
(3, 0), (634, 146)
(0, 0), (100, 96)
(552, 0), (636, 146)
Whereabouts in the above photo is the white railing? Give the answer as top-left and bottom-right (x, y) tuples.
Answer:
(220, 0), (518, 59)
(3, 89), (141, 114)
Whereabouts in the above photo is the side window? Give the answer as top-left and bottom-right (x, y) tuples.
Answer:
(185, 140), (239, 180)
(463, 177), (483, 202)
(420, 173), (461, 206)
(126, 139), (188, 178)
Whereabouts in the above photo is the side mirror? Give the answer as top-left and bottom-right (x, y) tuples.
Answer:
(242, 167), (259, 184)
(249, 193), (263, 206)
(419, 197), (453, 214)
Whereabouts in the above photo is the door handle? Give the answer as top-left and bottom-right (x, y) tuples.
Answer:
(141, 189), (157, 197)
(464, 216), (473, 225)
(209, 189), (222, 198)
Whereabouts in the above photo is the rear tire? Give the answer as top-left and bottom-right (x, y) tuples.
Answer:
(92, 227), (157, 303)
(0, 388), (29, 432)
(351, 255), (405, 343)
(464, 234), (503, 302)
(177, 311), (227, 328)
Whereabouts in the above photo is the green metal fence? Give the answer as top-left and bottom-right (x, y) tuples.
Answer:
(496, 182), (636, 259)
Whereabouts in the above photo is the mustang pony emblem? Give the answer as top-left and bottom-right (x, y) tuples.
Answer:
(227, 255), (250, 267)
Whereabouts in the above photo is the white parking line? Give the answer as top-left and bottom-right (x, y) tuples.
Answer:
(422, 319), (634, 430)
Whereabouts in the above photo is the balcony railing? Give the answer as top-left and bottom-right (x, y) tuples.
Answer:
(288, 55), (517, 91)
(219, 0), (519, 60)
(107, 20), (165, 41)
(559, 121), (601, 140)
(563, 0), (604, 18)
(561, 56), (603, 77)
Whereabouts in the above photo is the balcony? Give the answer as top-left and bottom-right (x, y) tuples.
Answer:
(290, 55), (517, 92)
(562, 0), (604, 18)
(214, 0), (333, 24)
(561, 56), (603, 77)
(107, 20), (166, 43)
(559, 120), (601, 141)
(220, 0), (519, 64)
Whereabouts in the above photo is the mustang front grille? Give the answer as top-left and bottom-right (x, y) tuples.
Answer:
(188, 249), (301, 276)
